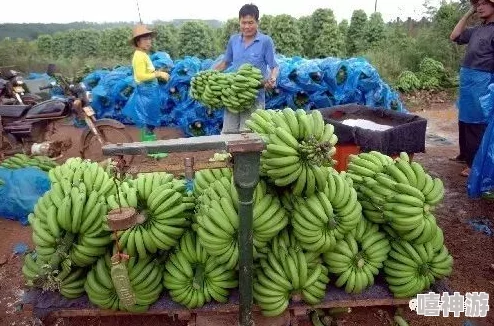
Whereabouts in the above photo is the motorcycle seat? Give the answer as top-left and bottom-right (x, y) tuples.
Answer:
(0, 105), (30, 118)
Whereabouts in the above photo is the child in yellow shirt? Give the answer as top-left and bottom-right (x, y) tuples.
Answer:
(123, 24), (169, 141)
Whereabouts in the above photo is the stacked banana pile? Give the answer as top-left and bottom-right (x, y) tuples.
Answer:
(21, 114), (453, 318)
(344, 152), (452, 298)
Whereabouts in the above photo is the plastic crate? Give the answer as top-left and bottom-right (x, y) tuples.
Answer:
(319, 104), (427, 157)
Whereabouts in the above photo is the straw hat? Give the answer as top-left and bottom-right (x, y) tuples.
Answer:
(129, 24), (156, 45)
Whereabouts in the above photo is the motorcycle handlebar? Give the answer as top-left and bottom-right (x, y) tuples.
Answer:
(39, 84), (53, 91)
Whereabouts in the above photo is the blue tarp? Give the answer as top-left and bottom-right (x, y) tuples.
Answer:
(26, 52), (405, 137)
(0, 167), (51, 225)
(468, 80), (494, 198)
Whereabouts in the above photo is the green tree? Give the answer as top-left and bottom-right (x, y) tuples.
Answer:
(310, 9), (343, 58)
(178, 21), (215, 58)
(339, 19), (349, 37)
(270, 14), (303, 56)
(37, 34), (53, 57)
(154, 24), (179, 58)
(347, 9), (369, 55)
(338, 19), (349, 56)
(259, 15), (274, 35)
(72, 29), (101, 58)
(298, 16), (312, 57)
(221, 18), (240, 50)
(308, 9), (344, 58)
(99, 27), (133, 59)
(366, 12), (385, 48)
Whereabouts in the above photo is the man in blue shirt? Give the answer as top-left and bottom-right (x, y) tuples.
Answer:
(214, 3), (279, 134)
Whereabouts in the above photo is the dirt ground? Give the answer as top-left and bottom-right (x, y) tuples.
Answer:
(0, 99), (492, 326)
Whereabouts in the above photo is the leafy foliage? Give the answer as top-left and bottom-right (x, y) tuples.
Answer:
(366, 13), (385, 48)
(221, 19), (240, 50)
(259, 15), (274, 35)
(270, 14), (303, 57)
(154, 24), (179, 59)
(347, 10), (369, 55)
(396, 71), (421, 92)
(178, 21), (216, 58)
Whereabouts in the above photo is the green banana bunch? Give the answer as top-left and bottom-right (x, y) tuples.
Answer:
(323, 218), (390, 294)
(246, 108), (338, 197)
(253, 243), (330, 317)
(28, 179), (111, 271)
(163, 231), (238, 308)
(346, 151), (394, 183)
(192, 168), (232, 198)
(114, 173), (194, 258)
(48, 157), (118, 197)
(195, 177), (288, 269)
(351, 153), (444, 244)
(0, 153), (58, 171)
(23, 251), (87, 299)
(85, 252), (163, 312)
(290, 171), (362, 253)
(190, 63), (262, 113)
(384, 240), (453, 298)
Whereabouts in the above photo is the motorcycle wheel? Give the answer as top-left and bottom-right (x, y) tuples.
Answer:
(81, 125), (135, 166)
(0, 132), (22, 159)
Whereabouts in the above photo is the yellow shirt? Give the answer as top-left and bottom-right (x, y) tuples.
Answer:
(132, 49), (156, 83)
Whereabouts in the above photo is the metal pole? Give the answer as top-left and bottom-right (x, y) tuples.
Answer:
(375, 0), (377, 12)
(232, 152), (261, 326)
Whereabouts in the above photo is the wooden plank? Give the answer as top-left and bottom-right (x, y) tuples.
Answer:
(25, 280), (435, 324)
(102, 133), (264, 156)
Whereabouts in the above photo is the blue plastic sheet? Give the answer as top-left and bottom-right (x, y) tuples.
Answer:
(468, 118), (494, 198)
(82, 69), (110, 89)
(0, 167), (51, 225)
(457, 67), (494, 123)
(122, 81), (162, 128)
(150, 52), (174, 71)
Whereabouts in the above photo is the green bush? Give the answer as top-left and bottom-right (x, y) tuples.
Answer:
(396, 71), (421, 92)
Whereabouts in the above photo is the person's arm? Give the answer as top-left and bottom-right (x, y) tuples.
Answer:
(133, 52), (160, 82)
(264, 37), (279, 88)
(213, 36), (234, 71)
(450, 6), (476, 43)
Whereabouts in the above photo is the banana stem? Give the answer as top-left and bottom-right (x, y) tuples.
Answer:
(193, 264), (205, 290)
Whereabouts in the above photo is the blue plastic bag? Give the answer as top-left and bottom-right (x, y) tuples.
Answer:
(468, 83), (494, 198)
(0, 167), (51, 225)
(151, 51), (174, 71)
(266, 88), (289, 109)
(277, 57), (304, 93)
(169, 56), (202, 87)
(122, 81), (162, 128)
(294, 59), (327, 92)
(457, 67), (494, 123)
(468, 118), (494, 198)
(82, 69), (110, 90)
(309, 90), (336, 109)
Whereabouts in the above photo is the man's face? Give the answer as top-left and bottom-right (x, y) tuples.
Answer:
(476, 0), (494, 19)
(240, 15), (258, 37)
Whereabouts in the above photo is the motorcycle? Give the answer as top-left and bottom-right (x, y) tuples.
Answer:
(0, 72), (134, 165)
(0, 67), (42, 106)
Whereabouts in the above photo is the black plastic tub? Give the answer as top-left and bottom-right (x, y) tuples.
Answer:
(317, 104), (427, 156)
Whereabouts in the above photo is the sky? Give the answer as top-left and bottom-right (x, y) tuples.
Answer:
(1, 0), (445, 24)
